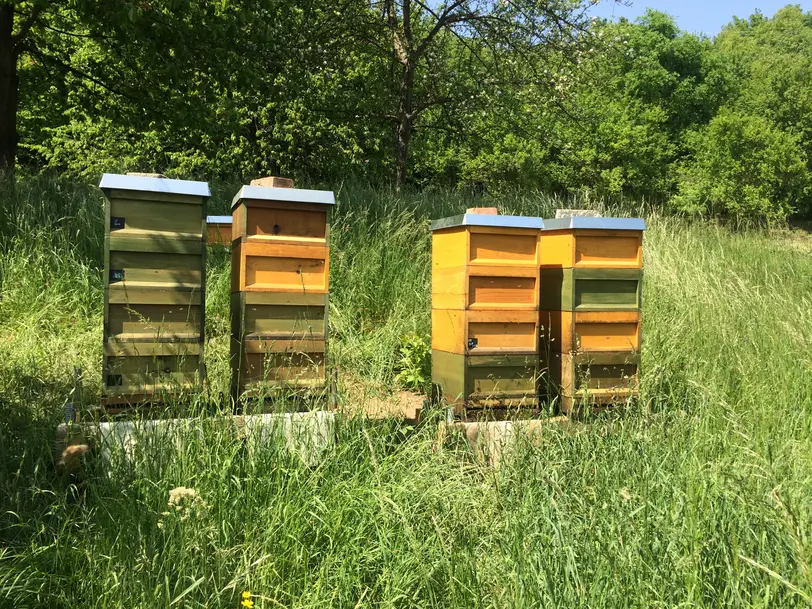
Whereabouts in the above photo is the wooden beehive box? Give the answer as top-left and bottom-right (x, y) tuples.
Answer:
(539, 310), (641, 354)
(432, 214), (543, 311)
(539, 217), (643, 313)
(99, 173), (209, 405)
(538, 217), (645, 412)
(432, 309), (540, 355)
(206, 215), (233, 246)
(432, 351), (539, 409)
(230, 185), (335, 401)
(539, 217), (644, 269)
(430, 213), (544, 412)
(547, 351), (641, 414)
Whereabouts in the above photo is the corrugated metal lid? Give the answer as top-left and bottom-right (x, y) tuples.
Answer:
(541, 217), (646, 231)
(99, 173), (211, 198)
(231, 185), (336, 210)
(206, 215), (232, 224)
(430, 213), (544, 231)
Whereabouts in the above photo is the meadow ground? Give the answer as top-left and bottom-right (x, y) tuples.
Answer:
(1, 176), (811, 607)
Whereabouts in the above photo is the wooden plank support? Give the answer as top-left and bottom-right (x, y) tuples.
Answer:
(55, 411), (335, 473)
(438, 416), (569, 466)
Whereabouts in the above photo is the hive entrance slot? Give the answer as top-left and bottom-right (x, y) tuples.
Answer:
(106, 374), (123, 386)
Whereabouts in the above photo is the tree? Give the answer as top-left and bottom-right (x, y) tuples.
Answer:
(675, 110), (809, 220)
(552, 10), (728, 200)
(17, 1), (393, 182)
(0, 1), (44, 171)
(2, 1), (256, 174)
(714, 6), (812, 191)
(356, 0), (607, 190)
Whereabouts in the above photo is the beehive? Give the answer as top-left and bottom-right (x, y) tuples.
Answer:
(430, 213), (544, 412)
(538, 217), (645, 413)
(99, 173), (209, 405)
(230, 185), (335, 401)
(206, 215), (233, 246)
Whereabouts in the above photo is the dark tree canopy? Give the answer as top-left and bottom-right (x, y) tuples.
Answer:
(2, 1), (811, 219)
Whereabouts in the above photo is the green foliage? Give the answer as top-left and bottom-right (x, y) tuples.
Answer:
(712, 5), (812, 216)
(675, 110), (810, 219)
(8, 3), (812, 220)
(556, 10), (727, 200)
(394, 333), (430, 392)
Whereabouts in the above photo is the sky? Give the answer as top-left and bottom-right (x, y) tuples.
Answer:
(589, 0), (811, 36)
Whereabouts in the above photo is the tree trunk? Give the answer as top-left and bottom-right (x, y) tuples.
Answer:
(0, 3), (18, 173)
(395, 63), (413, 192)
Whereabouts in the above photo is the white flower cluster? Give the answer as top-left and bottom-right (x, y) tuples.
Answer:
(159, 486), (208, 526)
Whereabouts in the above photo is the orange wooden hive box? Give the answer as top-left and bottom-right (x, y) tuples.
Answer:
(229, 185), (335, 403)
(538, 217), (646, 413)
(206, 215), (233, 246)
(430, 213), (544, 414)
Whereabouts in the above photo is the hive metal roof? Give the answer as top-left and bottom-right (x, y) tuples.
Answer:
(206, 215), (232, 224)
(99, 173), (211, 198)
(430, 213), (544, 231)
(541, 217), (646, 231)
(231, 185), (336, 210)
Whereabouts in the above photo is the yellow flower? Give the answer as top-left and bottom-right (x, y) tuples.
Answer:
(241, 591), (254, 608)
(242, 592), (251, 600)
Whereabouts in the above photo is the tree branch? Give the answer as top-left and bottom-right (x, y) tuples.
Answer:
(413, 96), (457, 115)
(25, 44), (153, 110)
(41, 23), (114, 41)
(385, 0), (408, 64)
(412, 0), (468, 60)
(12, 3), (44, 50)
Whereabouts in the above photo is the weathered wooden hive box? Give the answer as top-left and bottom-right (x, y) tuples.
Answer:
(538, 217), (645, 412)
(206, 215), (233, 246)
(99, 173), (210, 405)
(431, 213), (545, 413)
(230, 185), (335, 401)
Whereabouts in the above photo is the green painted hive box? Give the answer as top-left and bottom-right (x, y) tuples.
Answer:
(432, 350), (539, 411)
(544, 351), (640, 414)
(100, 173), (209, 405)
(539, 217), (645, 312)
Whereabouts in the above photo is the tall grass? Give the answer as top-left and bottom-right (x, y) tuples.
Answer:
(1, 175), (811, 607)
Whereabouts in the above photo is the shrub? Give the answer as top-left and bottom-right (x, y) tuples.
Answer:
(674, 110), (810, 221)
(394, 333), (430, 392)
